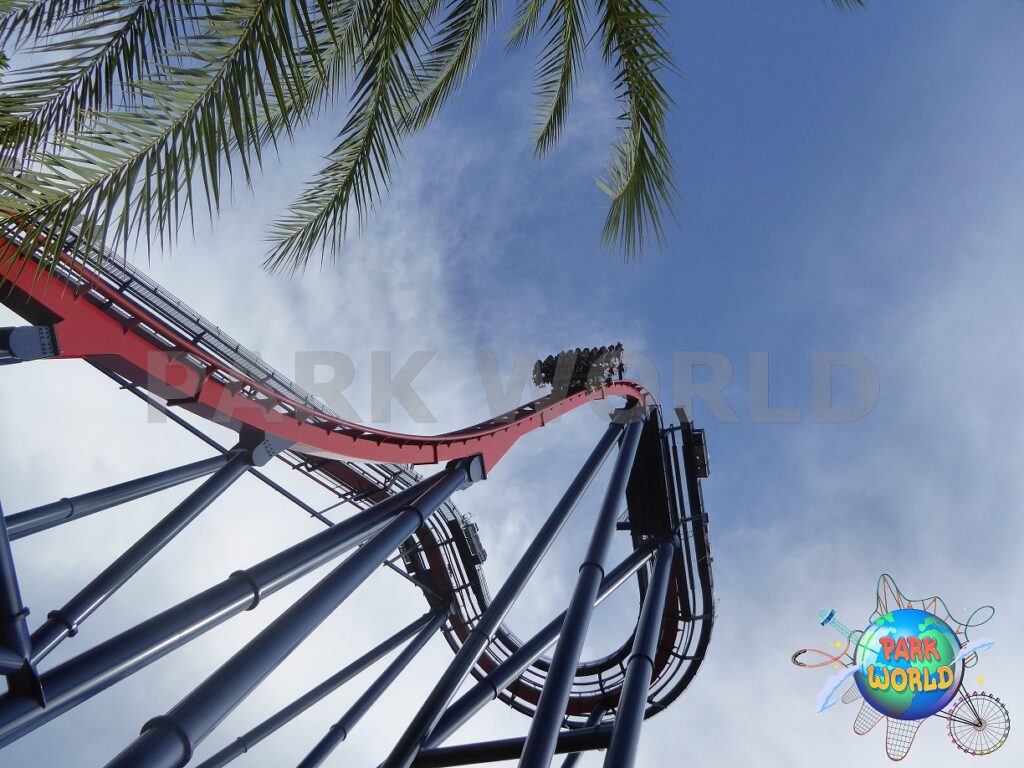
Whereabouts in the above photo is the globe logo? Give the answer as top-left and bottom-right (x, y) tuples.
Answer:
(854, 608), (963, 720)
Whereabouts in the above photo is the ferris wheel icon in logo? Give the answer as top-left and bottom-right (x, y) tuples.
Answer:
(792, 575), (1010, 761)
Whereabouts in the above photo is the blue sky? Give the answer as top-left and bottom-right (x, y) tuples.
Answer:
(2, 1), (1023, 766)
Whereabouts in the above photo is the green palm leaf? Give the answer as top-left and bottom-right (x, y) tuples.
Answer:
(506, 0), (542, 49)
(1, 1), (200, 158)
(1, 0), (334, 269)
(531, 0), (586, 157)
(0, 0), (108, 47)
(264, 0), (429, 272)
(405, 0), (495, 131)
(595, 0), (674, 260)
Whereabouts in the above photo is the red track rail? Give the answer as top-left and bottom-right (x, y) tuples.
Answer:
(0, 245), (652, 472)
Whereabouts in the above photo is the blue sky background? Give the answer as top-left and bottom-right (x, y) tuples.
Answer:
(2, 1), (1023, 765)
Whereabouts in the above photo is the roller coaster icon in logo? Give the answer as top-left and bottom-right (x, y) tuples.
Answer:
(792, 575), (1010, 761)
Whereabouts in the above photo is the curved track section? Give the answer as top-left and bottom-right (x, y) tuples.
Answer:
(1, 226), (651, 472)
(0, 225), (714, 761)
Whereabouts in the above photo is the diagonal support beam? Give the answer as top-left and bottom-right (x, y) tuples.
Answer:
(425, 545), (655, 749)
(382, 421), (625, 768)
(194, 611), (442, 768)
(5, 455), (229, 540)
(297, 609), (450, 768)
(602, 541), (674, 767)
(103, 458), (482, 768)
(0, 471), (442, 748)
(517, 417), (644, 768)
(27, 442), (271, 665)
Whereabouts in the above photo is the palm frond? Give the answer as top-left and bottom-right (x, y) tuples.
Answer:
(506, 0), (543, 49)
(531, 0), (586, 157)
(0, 0), (105, 47)
(265, 0), (429, 272)
(1, 0), (200, 159)
(0, 0), (335, 270)
(0, 47), (23, 150)
(259, 0), (363, 135)
(596, 0), (675, 260)
(405, 0), (496, 131)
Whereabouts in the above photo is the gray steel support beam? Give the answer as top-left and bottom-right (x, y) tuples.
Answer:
(559, 707), (605, 768)
(0, 502), (32, 679)
(0, 647), (22, 675)
(28, 448), (260, 664)
(517, 418), (644, 768)
(5, 455), (229, 540)
(103, 459), (480, 768)
(425, 545), (655, 750)
(412, 726), (613, 768)
(0, 470), (442, 748)
(297, 610), (450, 768)
(601, 541), (674, 768)
(194, 612), (441, 768)
(383, 421), (625, 768)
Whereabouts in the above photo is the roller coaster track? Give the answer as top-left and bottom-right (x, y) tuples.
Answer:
(0, 223), (714, 768)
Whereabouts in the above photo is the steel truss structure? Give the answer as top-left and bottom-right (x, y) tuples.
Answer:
(0, 226), (715, 768)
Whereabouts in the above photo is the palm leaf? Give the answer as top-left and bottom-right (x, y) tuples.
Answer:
(1, 1), (200, 159)
(404, 0), (496, 132)
(0, 0), (335, 270)
(259, 0), (364, 136)
(530, 0), (586, 156)
(506, 0), (542, 49)
(264, 0), (429, 272)
(0, 0), (107, 47)
(595, 0), (674, 260)
(3, 0), (869, 270)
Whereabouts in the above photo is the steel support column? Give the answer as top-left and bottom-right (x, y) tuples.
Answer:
(0, 470), (443, 748)
(297, 610), (450, 768)
(517, 417), (644, 768)
(383, 421), (625, 768)
(425, 545), (655, 750)
(104, 459), (479, 768)
(194, 611), (441, 768)
(0, 647), (21, 675)
(602, 541), (674, 768)
(5, 455), (229, 540)
(0, 502), (32, 679)
(412, 726), (613, 768)
(559, 707), (605, 768)
(28, 448), (259, 664)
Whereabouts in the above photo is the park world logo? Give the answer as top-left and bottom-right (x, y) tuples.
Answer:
(792, 575), (1011, 761)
